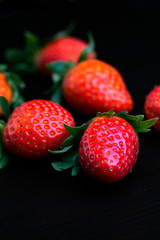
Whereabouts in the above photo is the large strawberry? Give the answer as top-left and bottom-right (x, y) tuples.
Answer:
(0, 64), (25, 116)
(144, 85), (160, 131)
(5, 25), (95, 76)
(51, 110), (157, 183)
(0, 98), (75, 168)
(58, 59), (133, 114)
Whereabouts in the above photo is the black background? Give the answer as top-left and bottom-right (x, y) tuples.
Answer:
(0, 0), (160, 239)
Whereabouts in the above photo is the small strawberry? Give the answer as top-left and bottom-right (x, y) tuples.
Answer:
(144, 85), (160, 131)
(61, 59), (133, 114)
(51, 110), (157, 183)
(35, 36), (95, 75)
(0, 98), (75, 168)
(0, 64), (25, 116)
(5, 25), (96, 76)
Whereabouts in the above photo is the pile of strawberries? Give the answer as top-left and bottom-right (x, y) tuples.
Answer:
(0, 25), (159, 183)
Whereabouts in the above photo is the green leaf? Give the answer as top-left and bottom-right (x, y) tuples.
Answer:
(0, 97), (10, 120)
(0, 120), (6, 133)
(14, 63), (36, 73)
(78, 32), (95, 62)
(133, 118), (159, 133)
(24, 31), (40, 54)
(52, 73), (62, 84)
(135, 115), (145, 121)
(48, 61), (74, 103)
(51, 161), (74, 171)
(7, 78), (25, 109)
(115, 112), (158, 133)
(5, 49), (24, 64)
(50, 85), (62, 104)
(61, 135), (75, 148)
(9, 72), (25, 88)
(71, 166), (80, 176)
(64, 118), (94, 137)
(62, 151), (78, 164)
(49, 145), (73, 154)
(51, 151), (79, 175)
(49, 22), (76, 41)
(48, 60), (74, 76)
(0, 153), (10, 169)
(0, 64), (8, 72)
(97, 110), (116, 117)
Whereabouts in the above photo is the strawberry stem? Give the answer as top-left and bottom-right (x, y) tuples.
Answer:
(47, 60), (74, 104)
(78, 32), (96, 62)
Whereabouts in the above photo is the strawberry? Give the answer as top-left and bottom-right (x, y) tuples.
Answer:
(0, 64), (25, 116)
(51, 110), (157, 183)
(35, 36), (96, 75)
(61, 59), (133, 115)
(0, 99), (75, 164)
(144, 85), (160, 131)
(5, 25), (95, 76)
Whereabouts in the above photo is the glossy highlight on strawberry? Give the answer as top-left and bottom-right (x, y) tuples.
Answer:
(62, 59), (133, 115)
(79, 116), (139, 183)
(3, 100), (75, 159)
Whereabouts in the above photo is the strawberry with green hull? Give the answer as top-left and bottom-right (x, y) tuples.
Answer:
(144, 85), (160, 131)
(0, 98), (75, 168)
(35, 36), (96, 75)
(0, 64), (25, 115)
(51, 110), (158, 183)
(5, 25), (96, 76)
(49, 59), (133, 113)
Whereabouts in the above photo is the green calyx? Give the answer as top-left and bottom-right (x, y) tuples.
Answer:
(50, 110), (158, 176)
(0, 65), (25, 109)
(0, 97), (11, 169)
(47, 60), (74, 104)
(50, 118), (94, 176)
(97, 110), (159, 133)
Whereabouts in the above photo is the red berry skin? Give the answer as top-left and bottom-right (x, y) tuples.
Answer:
(3, 100), (75, 159)
(144, 85), (160, 131)
(79, 116), (139, 183)
(62, 59), (133, 115)
(35, 37), (96, 75)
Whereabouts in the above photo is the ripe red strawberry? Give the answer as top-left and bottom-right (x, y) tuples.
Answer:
(5, 27), (96, 76)
(144, 85), (160, 131)
(79, 115), (139, 183)
(51, 110), (157, 183)
(62, 59), (133, 115)
(2, 99), (75, 159)
(35, 36), (96, 75)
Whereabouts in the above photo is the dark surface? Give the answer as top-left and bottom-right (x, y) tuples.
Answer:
(0, 1), (160, 239)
